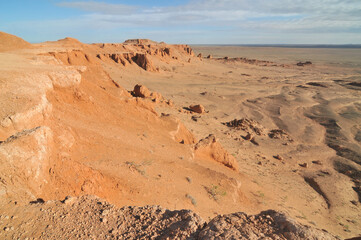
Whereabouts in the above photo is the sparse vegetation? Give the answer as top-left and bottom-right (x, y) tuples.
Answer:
(185, 194), (197, 206)
(125, 160), (152, 176)
(257, 191), (265, 198)
(295, 212), (307, 220)
(205, 184), (227, 201)
(281, 195), (288, 202)
(339, 223), (351, 232)
(252, 179), (260, 185)
(254, 191), (266, 205)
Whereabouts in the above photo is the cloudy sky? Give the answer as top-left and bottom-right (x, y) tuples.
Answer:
(1, 0), (361, 44)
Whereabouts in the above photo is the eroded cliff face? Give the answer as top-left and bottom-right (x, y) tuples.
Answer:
(0, 34), (252, 220)
(93, 41), (194, 72)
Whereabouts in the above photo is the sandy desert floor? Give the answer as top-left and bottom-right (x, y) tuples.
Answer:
(0, 32), (360, 239)
(108, 45), (361, 237)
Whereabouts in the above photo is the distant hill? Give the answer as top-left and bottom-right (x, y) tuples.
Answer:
(0, 31), (32, 52)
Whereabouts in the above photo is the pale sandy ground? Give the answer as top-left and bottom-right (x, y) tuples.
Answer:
(108, 45), (361, 238)
(0, 32), (360, 239)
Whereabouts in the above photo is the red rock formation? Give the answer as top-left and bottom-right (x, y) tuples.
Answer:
(189, 104), (205, 114)
(195, 134), (239, 171)
(132, 53), (157, 72)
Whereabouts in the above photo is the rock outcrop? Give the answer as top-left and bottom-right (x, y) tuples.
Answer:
(224, 118), (265, 135)
(123, 39), (158, 45)
(162, 114), (197, 144)
(95, 40), (194, 72)
(195, 134), (239, 171)
(0, 126), (53, 197)
(131, 84), (167, 103)
(132, 53), (158, 72)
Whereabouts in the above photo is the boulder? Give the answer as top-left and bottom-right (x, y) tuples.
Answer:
(132, 84), (152, 98)
(189, 104), (205, 114)
(131, 84), (165, 103)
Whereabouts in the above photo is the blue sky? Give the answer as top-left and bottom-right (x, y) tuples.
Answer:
(1, 0), (361, 44)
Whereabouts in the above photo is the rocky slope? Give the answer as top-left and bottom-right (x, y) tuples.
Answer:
(0, 195), (337, 240)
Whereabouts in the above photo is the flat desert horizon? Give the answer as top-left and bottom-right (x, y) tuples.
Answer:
(192, 45), (361, 69)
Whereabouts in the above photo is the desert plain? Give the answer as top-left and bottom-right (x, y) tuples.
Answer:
(0, 31), (360, 239)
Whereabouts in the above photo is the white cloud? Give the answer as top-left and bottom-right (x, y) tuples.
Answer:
(3, 0), (361, 43)
(57, 1), (138, 15)
(56, 0), (361, 31)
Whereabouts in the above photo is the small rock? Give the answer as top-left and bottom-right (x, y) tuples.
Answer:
(102, 209), (110, 216)
(299, 163), (308, 168)
(63, 196), (76, 205)
(274, 155), (283, 160)
(167, 100), (173, 106)
(250, 137), (259, 146)
(312, 160), (322, 165)
(189, 104), (205, 114)
(191, 115), (200, 122)
(296, 61), (312, 66)
(132, 84), (151, 98)
(351, 200), (358, 206)
(245, 133), (252, 140)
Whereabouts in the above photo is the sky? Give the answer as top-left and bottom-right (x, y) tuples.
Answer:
(1, 0), (361, 44)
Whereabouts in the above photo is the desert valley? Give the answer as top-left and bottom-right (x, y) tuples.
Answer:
(0, 31), (361, 239)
